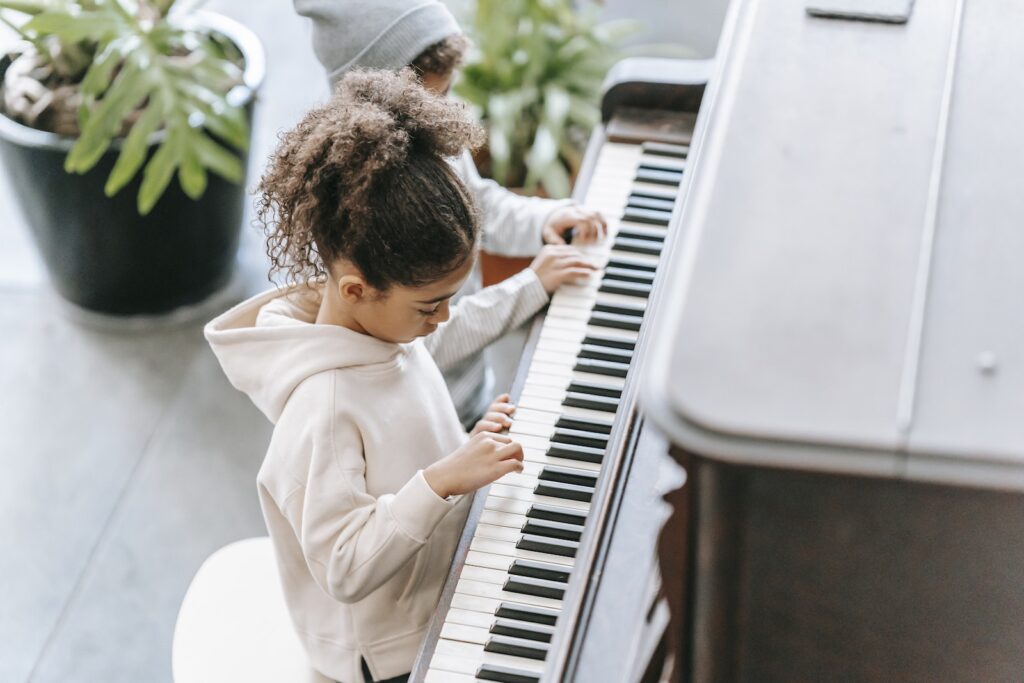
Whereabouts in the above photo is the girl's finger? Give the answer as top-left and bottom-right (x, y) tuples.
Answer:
(486, 433), (513, 444)
(490, 403), (516, 415)
(494, 458), (525, 478)
(495, 440), (524, 460)
(475, 420), (503, 434)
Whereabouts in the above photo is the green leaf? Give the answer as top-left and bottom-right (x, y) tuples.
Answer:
(104, 90), (165, 197)
(22, 9), (122, 42)
(138, 123), (184, 215)
(80, 36), (135, 98)
(177, 140), (207, 199)
(192, 132), (243, 184)
(66, 59), (154, 174)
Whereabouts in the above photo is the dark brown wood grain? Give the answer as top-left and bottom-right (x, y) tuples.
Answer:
(661, 452), (1024, 683)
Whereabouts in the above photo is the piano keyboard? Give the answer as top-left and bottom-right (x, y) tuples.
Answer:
(424, 139), (686, 683)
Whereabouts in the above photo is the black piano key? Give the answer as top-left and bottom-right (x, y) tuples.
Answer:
(562, 392), (619, 413)
(627, 194), (676, 212)
(603, 266), (654, 284)
(490, 617), (556, 643)
(551, 427), (608, 449)
(546, 439), (607, 461)
(534, 480), (594, 503)
(614, 237), (662, 256)
(504, 575), (566, 601)
(555, 414), (614, 434)
(588, 311), (642, 332)
(617, 226), (666, 243)
(606, 256), (658, 273)
(509, 559), (572, 583)
(521, 518), (583, 543)
(622, 207), (672, 226)
(629, 185), (679, 202)
(477, 664), (541, 683)
(539, 465), (599, 488)
(581, 334), (636, 351)
(577, 343), (633, 365)
(592, 301), (646, 317)
(635, 167), (682, 186)
(495, 602), (559, 626)
(517, 533), (580, 557)
(567, 380), (623, 398)
(574, 358), (629, 378)
(485, 635), (550, 661)
(641, 140), (689, 158)
(527, 503), (588, 526)
(600, 279), (652, 298)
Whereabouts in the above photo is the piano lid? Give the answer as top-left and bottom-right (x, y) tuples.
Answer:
(643, 0), (1024, 491)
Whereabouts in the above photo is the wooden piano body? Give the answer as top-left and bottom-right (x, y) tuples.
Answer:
(644, 0), (1024, 681)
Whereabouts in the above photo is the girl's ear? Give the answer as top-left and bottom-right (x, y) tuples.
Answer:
(337, 275), (367, 304)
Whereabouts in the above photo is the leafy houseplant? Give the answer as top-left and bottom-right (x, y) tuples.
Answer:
(456, 0), (635, 199)
(0, 0), (264, 316)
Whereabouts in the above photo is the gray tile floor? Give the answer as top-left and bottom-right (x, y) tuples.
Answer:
(0, 4), (528, 682)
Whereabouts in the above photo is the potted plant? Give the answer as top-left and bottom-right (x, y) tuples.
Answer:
(0, 0), (264, 316)
(455, 0), (635, 199)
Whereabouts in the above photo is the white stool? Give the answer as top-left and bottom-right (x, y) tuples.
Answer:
(173, 537), (333, 683)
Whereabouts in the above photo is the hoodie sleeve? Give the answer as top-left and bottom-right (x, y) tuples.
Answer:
(424, 267), (549, 373)
(263, 389), (458, 604)
(453, 151), (572, 257)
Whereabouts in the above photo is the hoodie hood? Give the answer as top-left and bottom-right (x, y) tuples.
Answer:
(205, 286), (406, 422)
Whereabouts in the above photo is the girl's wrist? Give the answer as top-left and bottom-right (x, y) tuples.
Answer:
(423, 464), (451, 500)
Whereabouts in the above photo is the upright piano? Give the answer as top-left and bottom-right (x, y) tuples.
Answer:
(411, 56), (712, 683)
(643, 0), (1024, 682)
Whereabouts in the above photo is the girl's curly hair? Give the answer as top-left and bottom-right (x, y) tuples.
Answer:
(257, 68), (484, 290)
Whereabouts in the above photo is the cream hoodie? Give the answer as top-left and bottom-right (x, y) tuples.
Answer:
(205, 269), (548, 683)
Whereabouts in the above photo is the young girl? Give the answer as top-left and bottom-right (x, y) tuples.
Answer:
(294, 0), (608, 427)
(205, 69), (594, 683)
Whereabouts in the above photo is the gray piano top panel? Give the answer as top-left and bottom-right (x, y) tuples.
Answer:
(644, 0), (1024, 490)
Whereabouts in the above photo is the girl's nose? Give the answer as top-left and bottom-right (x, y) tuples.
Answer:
(430, 300), (451, 325)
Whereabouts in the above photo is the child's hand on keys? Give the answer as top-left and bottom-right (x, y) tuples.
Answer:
(424, 432), (525, 498)
(530, 245), (598, 294)
(471, 393), (516, 436)
(542, 204), (607, 245)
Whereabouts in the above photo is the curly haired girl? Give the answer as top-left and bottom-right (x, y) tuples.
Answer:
(205, 69), (593, 683)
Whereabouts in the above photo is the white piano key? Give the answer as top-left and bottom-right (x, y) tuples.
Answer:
(455, 578), (563, 610)
(450, 591), (502, 615)
(538, 326), (587, 344)
(472, 522), (523, 543)
(521, 450), (602, 472)
(606, 249), (661, 267)
(543, 305), (592, 322)
(424, 668), (476, 683)
(487, 484), (591, 511)
(461, 563), (510, 585)
(516, 401), (618, 425)
(479, 510), (532, 530)
(441, 621), (488, 645)
(444, 606), (500, 629)
(484, 495), (532, 516)
(469, 536), (575, 566)
(524, 369), (626, 391)
(513, 407), (561, 425)
(519, 382), (569, 401)
(534, 337), (585, 356)
(433, 638), (545, 673)
(509, 419), (555, 439)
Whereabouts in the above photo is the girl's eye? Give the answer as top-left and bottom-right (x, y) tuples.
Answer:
(418, 306), (440, 316)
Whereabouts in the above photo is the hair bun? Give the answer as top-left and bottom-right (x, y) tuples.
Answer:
(327, 68), (482, 202)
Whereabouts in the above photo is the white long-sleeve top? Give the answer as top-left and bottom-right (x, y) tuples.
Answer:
(204, 271), (549, 683)
(447, 151), (570, 423)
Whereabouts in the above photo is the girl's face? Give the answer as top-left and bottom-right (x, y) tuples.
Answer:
(350, 257), (474, 344)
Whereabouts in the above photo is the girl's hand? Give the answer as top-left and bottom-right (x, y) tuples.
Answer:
(423, 432), (525, 499)
(471, 393), (516, 436)
(542, 204), (608, 245)
(530, 245), (598, 294)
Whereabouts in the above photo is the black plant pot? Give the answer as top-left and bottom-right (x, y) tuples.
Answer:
(0, 12), (264, 316)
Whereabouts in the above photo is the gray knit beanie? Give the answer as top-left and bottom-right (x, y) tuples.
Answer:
(293, 0), (463, 88)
